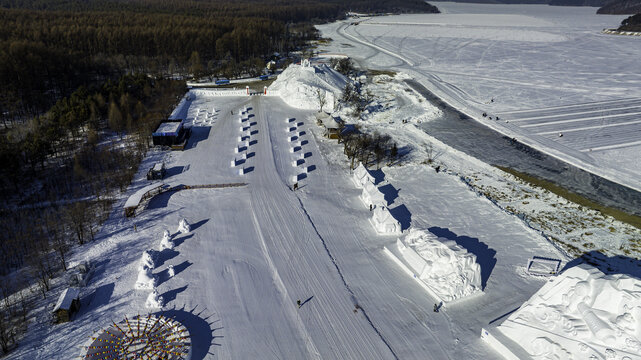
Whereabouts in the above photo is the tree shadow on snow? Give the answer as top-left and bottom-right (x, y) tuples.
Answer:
(561, 250), (641, 278)
(378, 184), (398, 204)
(428, 226), (496, 290)
(158, 306), (222, 360)
(389, 204), (411, 231)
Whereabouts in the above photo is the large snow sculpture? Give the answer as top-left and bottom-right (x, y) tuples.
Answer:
(140, 250), (155, 270)
(360, 180), (387, 209)
(135, 266), (156, 290)
(145, 289), (164, 309)
(370, 206), (401, 235)
(394, 229), (482, 302)
(485, 264), (641, 360)
(178, 218), (190, 233)
(352, 163), (375, 188)
(160, 230), (174, 250)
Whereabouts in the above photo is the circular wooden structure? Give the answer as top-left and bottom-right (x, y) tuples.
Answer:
(83, 314), (191, 360)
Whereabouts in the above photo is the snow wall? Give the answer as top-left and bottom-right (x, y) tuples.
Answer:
(361, 181), (387, 208)
(370, 206), (401, 235)
(491, 263), (641, 360)
(352, 163), (375, 188)
(397, 229), (482, 302)
(267, 63), (347, 112)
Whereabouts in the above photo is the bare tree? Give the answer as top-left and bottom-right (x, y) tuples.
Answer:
(316, 88), (327, 113)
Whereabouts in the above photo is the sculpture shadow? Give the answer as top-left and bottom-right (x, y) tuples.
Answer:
(378, 184), (398, 204)
(250, 130), (258, 135)
(369, 169), (385, 185)
(562, 250), (641, 278)
(244, 166), (255, 173)
(157, 306), (221, 360)
(303, 152), (312, 159)
(298, 131), (306, 136)
(156, 248), (180, 267)
(165, 166), (185, 178)
(428, 226), (496, 290)
(247, 152), (256, 159)
(249, 139), (258, 146)
(190, 219), (209, 231)
(307, 164), (316, 173)
(389, 204), (411, 231)
(162, 285), (188, 304)
(187, 127), (211, 150)
(173, 233), (194, 247)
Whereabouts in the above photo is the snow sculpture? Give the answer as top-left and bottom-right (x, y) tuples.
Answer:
(397, 229), (481, 302)
(487, 264), (641, 360)
(145, 289), (164, 309)
(352, 163), (375, 188)
(360, 180), (387, 209)
(135, 266), (156, 290)
(140, 250), (155, 270)
(238, 167), (245, 175)
(370, 206), (401, 235)
(160, 230), (174, 250)
(178, 218), (191, 233)
(168, 265), (175, 278)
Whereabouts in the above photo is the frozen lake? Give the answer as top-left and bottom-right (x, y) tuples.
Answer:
(317, 1), (641, 201)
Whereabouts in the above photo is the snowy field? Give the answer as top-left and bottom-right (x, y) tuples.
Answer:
(316, 2), (641, 193)
(9, 83), (584, 359)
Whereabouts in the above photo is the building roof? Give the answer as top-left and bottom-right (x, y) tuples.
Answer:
(153, 120), (183, 137)
(53, 288), (80, 312)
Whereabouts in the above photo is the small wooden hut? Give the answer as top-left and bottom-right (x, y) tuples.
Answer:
(53, 288), (80, 323)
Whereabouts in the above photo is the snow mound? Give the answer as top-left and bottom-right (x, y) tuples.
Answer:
(135, 266), (156, 290)
(168, 265), (175, 278)
(268, 63), (348, 112)
(370, 206), (402, 235)
(178, 218), (191, 234)
(399, 229), (482, 302)
(145, 289), (164, 309)
(361, 181), (387, 209)
(492, 264), (641, 360)
(160, 230), (174, 250)
(140, 250), (156, 270)
(352, 163), (375, 188)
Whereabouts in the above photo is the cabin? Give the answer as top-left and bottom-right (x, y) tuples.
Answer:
(152, 120), (190, 149)
(147, 162), (165, 180)
(316, 112), (343, 139)
(53, 288), (80, 323)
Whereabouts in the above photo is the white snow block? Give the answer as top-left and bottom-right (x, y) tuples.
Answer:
(167, 265), (175, 278)
(493, 264), (641, 360)
(178, 218), (191, 233)
(353, 163), (375, 188)
(244, 141), (250, 148)
(397, 229), (482, 302)
(360, 181), (387, 208)
(291, 175), (299, 183)
(237, 136), (242, 142)
(289, 147), (296, 153)
(238, 168), (245, 175)
(135, 266), (156, 290)
(145, 289), (164, 309)
(239, 126), (244, 132)
(231, 159), (237, 167)
(370, 206), (401, 235)
(240, 152), (247, 160)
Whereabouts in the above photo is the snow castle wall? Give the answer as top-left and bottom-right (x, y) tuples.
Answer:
(352, 163), (375, 188)
(370, 206), (401, 235)
(360, 181), (387, 208)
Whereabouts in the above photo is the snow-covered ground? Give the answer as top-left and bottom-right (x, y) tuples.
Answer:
(316, 2), (641, 195)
